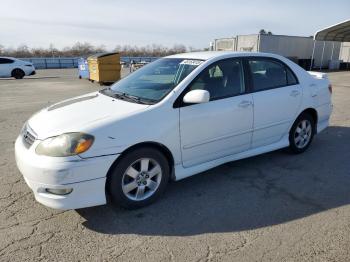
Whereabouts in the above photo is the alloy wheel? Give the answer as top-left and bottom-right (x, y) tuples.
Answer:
(294, 119), (312, 149)
(121, 158), (162, 201)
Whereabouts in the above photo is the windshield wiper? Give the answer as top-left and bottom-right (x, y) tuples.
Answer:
(99, 87), (118, 97)
(100, 88), (131, 102)
(100, 88), (156, 105)
(114, 91), (156, 105)
(112, 91), (130, 101)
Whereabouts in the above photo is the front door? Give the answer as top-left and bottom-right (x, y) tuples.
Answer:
(179, 58), (254, 167)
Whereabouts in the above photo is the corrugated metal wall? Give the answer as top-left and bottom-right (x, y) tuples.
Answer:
(339, 42), (350, 62)
(259, 35), (313, 59)
(311, 41), (341, 67)
(215, 35), (260, 52)
(214, 38), (236, 51)
(214, 34), (342, 68)
(20, 57), (79, 69)
(236, 35), (259, 52)
(259, 35), (341, 67)
(19, 57), (159, 69)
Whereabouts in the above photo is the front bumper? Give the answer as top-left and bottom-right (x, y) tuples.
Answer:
(29, 70), (36, 76)
(15, 136), (119, 210)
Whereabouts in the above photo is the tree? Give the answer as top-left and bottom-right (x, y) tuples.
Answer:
(0, 43), (205, 58)
(49, 43), (59, 57)
(173, 44), (187, 54)
(16, 44), (31, 57)
(259, 29), (273, 35)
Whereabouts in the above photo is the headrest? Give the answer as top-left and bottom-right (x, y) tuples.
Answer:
(266, 67), (285, 78)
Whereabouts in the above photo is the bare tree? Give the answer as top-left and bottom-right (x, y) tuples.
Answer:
(0, 42), (204, 58)
(17, 45), (31, 57)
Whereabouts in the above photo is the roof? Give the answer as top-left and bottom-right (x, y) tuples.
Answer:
(165, 51), (282, 60)
(0, 56), (16, 59)
(215, 34), (313, 41)
(314, 19), (350, 42)
(166, 51), (252, 60)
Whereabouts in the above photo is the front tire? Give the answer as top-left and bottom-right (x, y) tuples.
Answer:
(12, 69), (25, 79)
(289, 113), (315, 154)
(107, 147), (170, 209)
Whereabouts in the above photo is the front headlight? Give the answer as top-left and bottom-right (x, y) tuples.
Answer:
(36, 133), (94, 157)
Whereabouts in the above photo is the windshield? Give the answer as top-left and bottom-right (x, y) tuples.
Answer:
(108, 58), (203, 103)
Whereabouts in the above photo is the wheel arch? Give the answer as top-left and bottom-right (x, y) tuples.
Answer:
(11, 68), (25, 77)
(297, 108), (318, 132)
(105, 141), (175, 194)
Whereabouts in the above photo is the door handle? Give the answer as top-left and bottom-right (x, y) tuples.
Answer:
(290, 90), (300, 97)
(238, 100), (252, 108)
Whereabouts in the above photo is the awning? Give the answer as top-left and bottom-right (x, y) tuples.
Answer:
(314, 19), (350, 42)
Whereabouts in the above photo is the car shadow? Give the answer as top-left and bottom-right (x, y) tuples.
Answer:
(77, 126), (350, 236)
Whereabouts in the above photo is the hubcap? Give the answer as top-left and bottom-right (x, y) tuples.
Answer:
(121, 158), (162, 201)
(294, 119), (312, 149)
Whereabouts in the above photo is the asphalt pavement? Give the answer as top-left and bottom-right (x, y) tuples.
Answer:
(0, 69), (349, 261)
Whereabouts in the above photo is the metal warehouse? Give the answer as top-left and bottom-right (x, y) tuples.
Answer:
(213, 34), (343, 69)
(339, 42), (350, 63)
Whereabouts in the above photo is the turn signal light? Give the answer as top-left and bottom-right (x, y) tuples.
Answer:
(74, 138), (94, 154)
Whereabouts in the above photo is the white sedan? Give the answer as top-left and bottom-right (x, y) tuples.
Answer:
(15, 52), (332, 210)
(0, 57), (36, 79)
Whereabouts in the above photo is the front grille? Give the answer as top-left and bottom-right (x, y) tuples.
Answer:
(22, 125), (37, 148)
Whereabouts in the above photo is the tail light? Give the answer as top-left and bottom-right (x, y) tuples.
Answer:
(328, 84), (332, 94)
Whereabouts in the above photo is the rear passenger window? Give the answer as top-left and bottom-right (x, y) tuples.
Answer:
(286, 68), (298, 85)
(0, 58), (14, 64)
(248, 59), (288, 91)
(188, 59), (245, 101)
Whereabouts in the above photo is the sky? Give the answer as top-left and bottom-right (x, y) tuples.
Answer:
(0, 0), (349, 50)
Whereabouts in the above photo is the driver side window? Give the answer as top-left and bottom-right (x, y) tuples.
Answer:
(188, 59), (245, 101)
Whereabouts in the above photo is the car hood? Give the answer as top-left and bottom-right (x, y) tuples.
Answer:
(28, 92), (149, 139)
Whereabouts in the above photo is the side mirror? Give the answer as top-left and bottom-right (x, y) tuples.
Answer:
(183, 90), (210, 104)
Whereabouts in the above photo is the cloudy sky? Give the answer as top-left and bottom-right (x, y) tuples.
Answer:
(0, 0), (349, 50)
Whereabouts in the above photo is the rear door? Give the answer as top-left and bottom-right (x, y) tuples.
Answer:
(247, 57), (302, 148)
(178, 58), (253, 167)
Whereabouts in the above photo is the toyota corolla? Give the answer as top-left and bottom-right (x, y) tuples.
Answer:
(15, 52), (332, 210)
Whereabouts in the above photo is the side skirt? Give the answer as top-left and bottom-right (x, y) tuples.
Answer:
(174, 134), (290, 181)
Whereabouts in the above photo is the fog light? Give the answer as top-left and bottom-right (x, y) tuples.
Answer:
(45, 188), (73, 195)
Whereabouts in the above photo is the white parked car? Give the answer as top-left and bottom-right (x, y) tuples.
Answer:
(0, 57), (36, 79)
(15, 52), (332, 210)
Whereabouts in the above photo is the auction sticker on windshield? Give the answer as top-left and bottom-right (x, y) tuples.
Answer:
(180, 60), (204, 66)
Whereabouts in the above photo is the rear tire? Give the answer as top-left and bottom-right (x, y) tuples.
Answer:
(107, 147), (170, 209)
(12, 69), (25, 79)
(289, 113), (315, 154)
